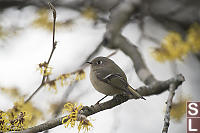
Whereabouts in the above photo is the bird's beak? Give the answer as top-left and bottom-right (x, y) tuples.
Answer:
(86, 61), (92, 64)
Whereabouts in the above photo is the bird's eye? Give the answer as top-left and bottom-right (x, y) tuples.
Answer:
(97, 60), (102, 65)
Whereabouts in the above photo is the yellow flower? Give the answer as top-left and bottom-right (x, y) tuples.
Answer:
(187, 23), (200, 52)
(75, 70), (86, 81)
(62, 103), (82, 128)
(9, 111), (32, 131)
(32, 9), (74, 31)
(63, 103), (75, 112)
(151, 47), (170, 62)
(59, 75), (65, 87)
(55, 70), (85, 88)
(152, 23), (200, 62)
(0, 87), (21, 99)
(1, 110), (32, 131)
(163, 32), (189, 59)
(152, 32), (190, 62)
(78, 117), (93, 133)
(0, 111), (9, 132)
(32, 9), (63, 31)
(56, 74), (70, 87)
(170, 96), (190, 122)
(32, 9), (53, 30)
(37, 62), (52, 76)
(45, 81), (57, 92)
(6, 98), (42, 130)
(81, 8), (97, 20)
(62, 103), (93, 132)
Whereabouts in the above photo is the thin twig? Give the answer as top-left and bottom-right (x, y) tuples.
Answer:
(27, 49), (117, 132)
(162, 83), (176, 133)
(48, 2), (57, 64)
(25, 3), (57, 103)
(106, 50), (118, 58)
(26, 45), (117, 104)
(25, 83), (44, 103)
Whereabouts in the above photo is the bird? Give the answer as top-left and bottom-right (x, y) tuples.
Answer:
(87, 56), (146, 103)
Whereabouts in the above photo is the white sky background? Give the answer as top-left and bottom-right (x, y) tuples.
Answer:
(0, 6), (199, 133)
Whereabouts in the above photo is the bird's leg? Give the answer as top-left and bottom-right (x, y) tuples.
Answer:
(95, 95), (108, 105)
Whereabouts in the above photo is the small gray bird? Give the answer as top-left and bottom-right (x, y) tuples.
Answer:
(87, 56), (145, 103)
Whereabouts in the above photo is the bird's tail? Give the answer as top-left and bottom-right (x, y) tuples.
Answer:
(128, 85), (146, 100)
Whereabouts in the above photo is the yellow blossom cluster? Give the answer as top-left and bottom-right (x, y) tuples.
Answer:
(32, 9), (74, 31)
(62, 103), (93, 132)
(45, 70), (85, 92)
(81, 7), (97, 20)
(33, 9), (59, 31)
(187, 23), (200, 52)
(74, 70), (86, 81)
(0, 87), (21, 99)
(170, 96), (190, 122)
(0, 98), (42, 132)
(152, 23), (200, 62)
(57, 69), (86, 87)
(37, 62), (52, 76)
(45, 80), (57, 92)
(0, 111), (10, 132)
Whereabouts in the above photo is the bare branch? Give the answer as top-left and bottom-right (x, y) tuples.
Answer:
(47, 2), (57, 64)
(19, 116), (64, 133)
(137, 19), (161, 45)
(106, 50), (118, 58)
(18, 74), (184, 133)
(25, 3), (57, 103)
(162, 83), (177, 133)
(109, 34), (157, 85)
(101, 0), (158, 85)
(82, 74), (185, 116)
(25, 83), (43, 103)
(105, 0), (136, 39)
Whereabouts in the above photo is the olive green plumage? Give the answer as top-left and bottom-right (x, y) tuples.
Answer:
(88, 56), (145, 100)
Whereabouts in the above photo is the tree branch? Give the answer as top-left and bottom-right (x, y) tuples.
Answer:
(101, 0), (157, 85)
(25, 3), (57, 103)
(17, 74), (184, 133)
(162, 83), (177, 133)
(111, 34), (157, 85)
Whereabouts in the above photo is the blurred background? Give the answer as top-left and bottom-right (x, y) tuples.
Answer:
(0, 0), (200, 132)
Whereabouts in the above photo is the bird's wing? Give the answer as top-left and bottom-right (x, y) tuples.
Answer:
(96, 72), (129, 93)
(96, 72), (146, 100)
